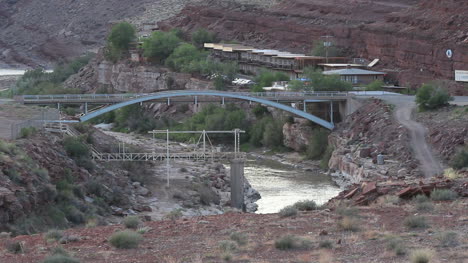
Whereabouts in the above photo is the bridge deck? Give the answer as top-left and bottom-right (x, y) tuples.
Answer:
(17, 91), (349, 104)
(92, 151), (245, 161)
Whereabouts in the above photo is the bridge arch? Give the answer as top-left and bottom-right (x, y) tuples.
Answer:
(80, 91), (335, 129)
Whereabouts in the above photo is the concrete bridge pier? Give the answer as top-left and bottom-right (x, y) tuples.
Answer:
(230, 159), (245, 210)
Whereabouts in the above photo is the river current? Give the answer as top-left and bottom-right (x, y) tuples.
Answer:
(244, 158), (341, 214)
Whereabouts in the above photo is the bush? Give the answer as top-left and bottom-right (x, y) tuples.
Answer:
(274, 235), (312, 250)
(415, 202), (434, 212)
(311, 40), (342, 57)
(45, 230), (64, 241)
(230, 232), (248, 246)
(416, 83), (453, 111)
(279, 205), (298, 218)
(336, 206), (359, 218)
(42, 254), (80, 263)
(385, 235), (406, 256)
(337, 217), (360, 232)
(413, 194), (429, 203)
(365, 80), (384, 91)
(123, 216), (141, 229)
(451, 148), (468, 169)
(219, 240), (237, 252)
(165, 43), (207, 73)
(63, 137), (90, 158)
(319, 240), (333, 249)
(404, 216), (428, 229)
(293, 200), (317, 211)
(302, 68), (352, 91)
(20, 127), (37, 138)
(410, 249), (433, 263)
(320, 145), (334, 169)
(109, 230), (143, 249)
(430, 189), (457, 201)
(107, 22), (136, 51)
(191, 28), (216, 48)
(306, 129), (329, 160)
(436, 231), (458, 247)
(142, 31), (182, 62)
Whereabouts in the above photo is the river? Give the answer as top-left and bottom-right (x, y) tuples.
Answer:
(244, 158), (341, 214)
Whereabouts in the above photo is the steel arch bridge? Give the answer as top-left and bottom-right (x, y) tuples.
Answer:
(78, 91), (336, 129)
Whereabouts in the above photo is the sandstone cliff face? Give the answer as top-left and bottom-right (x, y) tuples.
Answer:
(282, 118), (313, 152)
(65, 54), (214, 93)
(160, 0), (468, 94)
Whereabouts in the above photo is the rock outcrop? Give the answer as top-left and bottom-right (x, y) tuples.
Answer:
(282, 118), (313, 152)
(65, 52), (213, 93)
(327, 99), (418, 185)
(160, 0), (468, 94)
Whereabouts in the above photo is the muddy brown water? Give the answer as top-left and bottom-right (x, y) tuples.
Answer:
(244, 158), (341, 214)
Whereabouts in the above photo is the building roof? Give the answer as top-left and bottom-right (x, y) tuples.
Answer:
(318, 63), (364, 67)
(322, 68), (385, 75)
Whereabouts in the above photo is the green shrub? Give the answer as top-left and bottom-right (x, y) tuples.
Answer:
(107, 22), (135, 51)
(415, 202), (434, 212)
(365, 80), (384, 91)
(337, 217), (360, 232)
(219, 240), (237, 252)
(416, 83), (453, 111)
(164, 209), (183, 221)
(410, 249), (433, 263)
(451, 148), (468, 169)
(436, 231), (458, 247)
(306, 129), (329, 160)
(191, 28), (216, 48)
(292, 200), (317, 211)
(63, 137), (90, 158)
(142, 31), (182, 62)
(123, 216), (141, 229)
(319, 239), (333, 249)
(385, 235), (406, 256)
(45, 230), (63, 241)
(430, 189), (457, 201)
(311, 40), (342, 57)
(109, 230), (142, 249)
(229, 231), (248, 246)
(42, 254), (80, 263)
(320, 145), (334, 169)
(279, 205), (298, 218)
(336, 206), (359, 217)
(274, 235), (312, 250)
(20, 127), (37, 138)
(404, 216), (428, 229)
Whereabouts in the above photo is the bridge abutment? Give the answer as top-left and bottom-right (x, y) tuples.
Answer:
(230, 159), (245, 210)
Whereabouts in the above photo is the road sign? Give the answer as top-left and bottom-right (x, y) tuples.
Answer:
(455, 70), (468, 82)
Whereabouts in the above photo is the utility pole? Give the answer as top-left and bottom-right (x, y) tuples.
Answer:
(321, 35), (334, 63)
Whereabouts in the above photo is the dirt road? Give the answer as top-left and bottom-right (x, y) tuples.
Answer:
(385, 96), (443, 177)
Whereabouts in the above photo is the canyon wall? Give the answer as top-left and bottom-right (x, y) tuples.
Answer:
(160, 0), (468, 94)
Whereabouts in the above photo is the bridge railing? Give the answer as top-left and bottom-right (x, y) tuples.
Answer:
(19, 91), (350, 102)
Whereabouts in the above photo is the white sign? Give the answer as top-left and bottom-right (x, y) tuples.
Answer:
(455, 70), (468, 82)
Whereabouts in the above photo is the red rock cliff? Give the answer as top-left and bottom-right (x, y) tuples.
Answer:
(160, 0), (468, 94)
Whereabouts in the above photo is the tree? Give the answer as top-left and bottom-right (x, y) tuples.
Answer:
(306, 129), (329, 160)
(365, 80), (384, 91)
(191, 29), (216, 48)
(302, 68), (352, 92)
(165, 43), (206, 72)
(311, 40), (342, 57)
(142, 31), (182, 62)
(288, 80), (305, 91)
(416, 83), (453, 111)
(107, 22), (136, 51)
(251, 70), (290, 92)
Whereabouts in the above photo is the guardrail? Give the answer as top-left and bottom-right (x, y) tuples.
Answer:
(92, 151), (246, 161)
(18, 90), (351, 102)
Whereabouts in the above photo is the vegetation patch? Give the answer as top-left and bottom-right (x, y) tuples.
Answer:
(109, 230), (143, 249)
(337, 216), (360, 232)
(45, 230), (64, 242)
(122, 216), (141, 229)
(219, 240), (238, 252)
(416, 83), (453, 111)
(450, 148), (468, 169)
(229, 231), (248, 246)
(319, 240), (333, 249)
(430, 189), (457, 201)
(274, 235), (312, 250)
(436, 231), (459, 247)
(385, 235), (406, 256)
(278, 205), (298, 218)
(404, 216), (428, 229)
(292, 200), (317, 211)
(410, 249), (433, 263)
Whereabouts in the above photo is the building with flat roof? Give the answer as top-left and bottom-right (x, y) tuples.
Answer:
(323, 68), (385, 86)
(204, 43), (346, 79)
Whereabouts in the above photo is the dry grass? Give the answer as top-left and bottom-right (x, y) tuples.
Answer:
(318, 250), (334, 263)
(338, 216), (360, 232)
